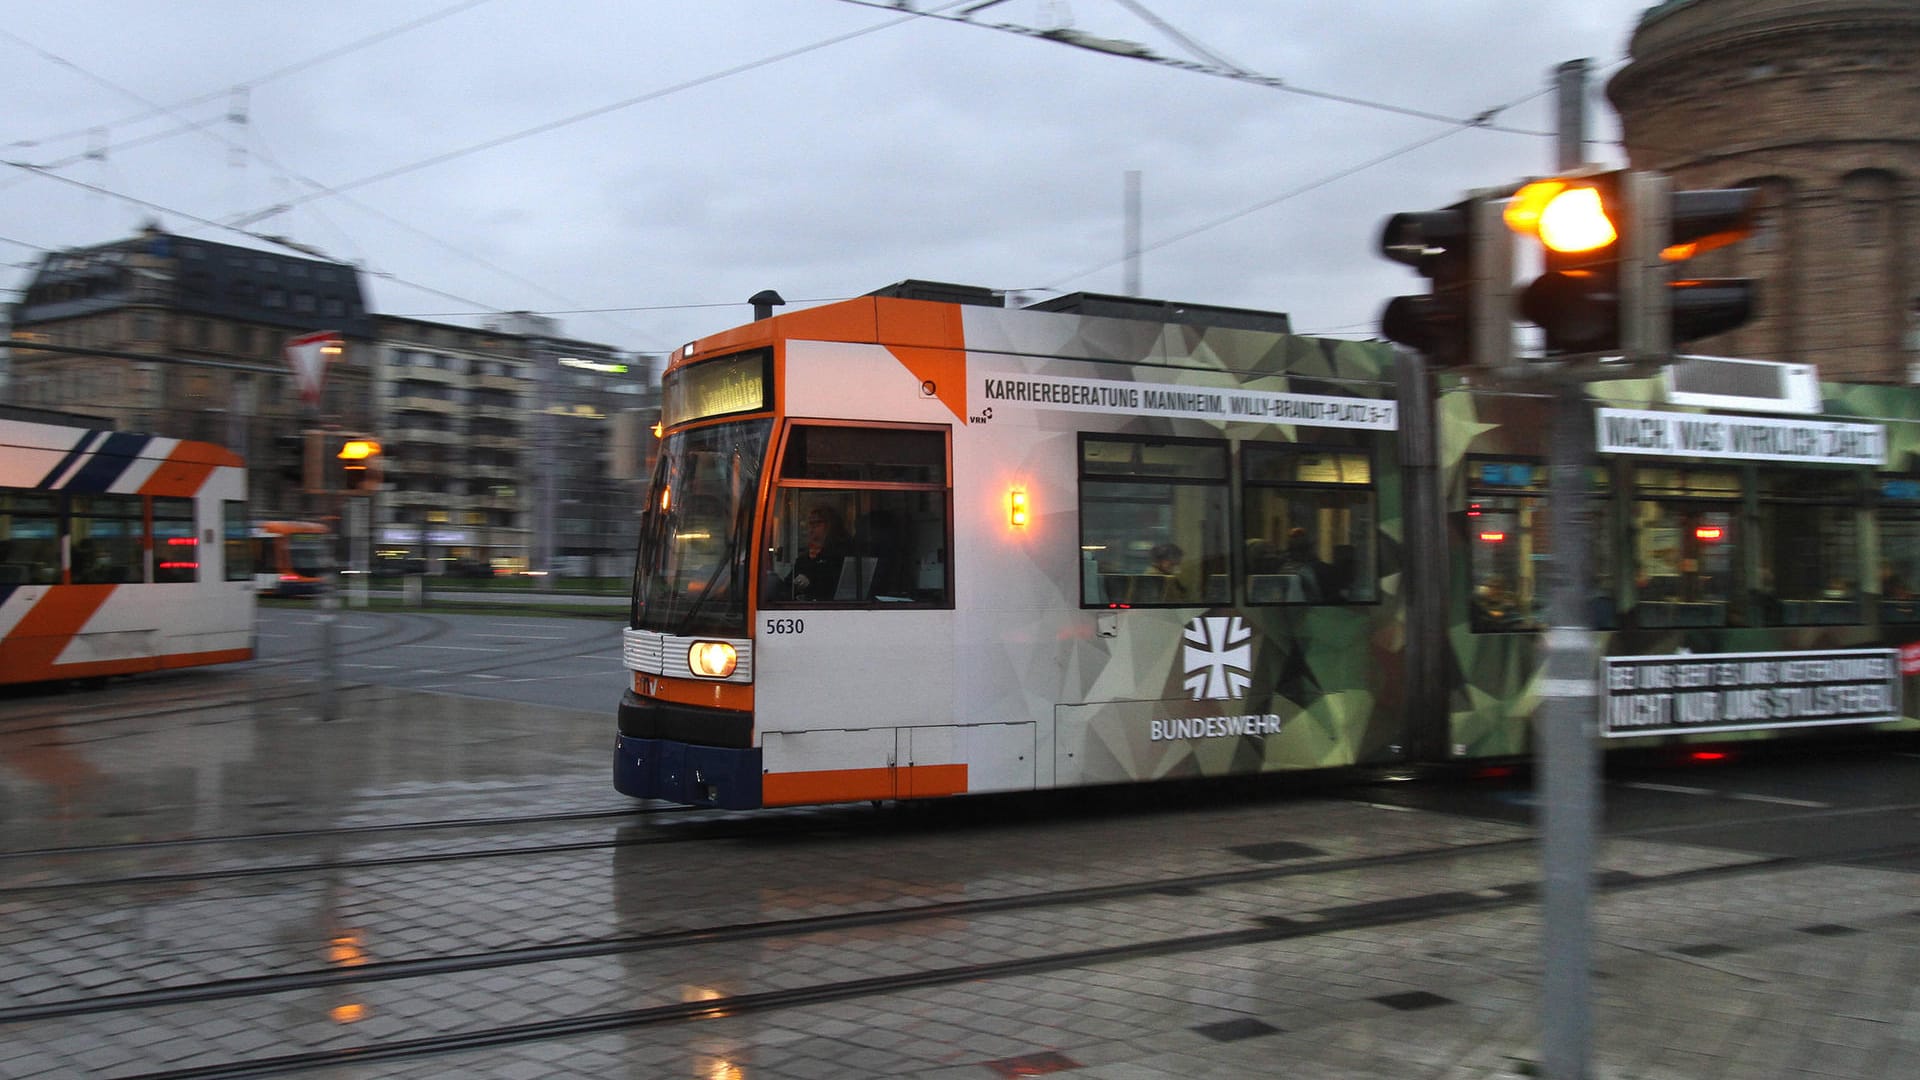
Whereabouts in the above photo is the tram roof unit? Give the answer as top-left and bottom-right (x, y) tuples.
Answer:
(673, 280), (1323, 380)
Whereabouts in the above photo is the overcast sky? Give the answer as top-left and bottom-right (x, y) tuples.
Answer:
(3, 0), (1658, 359)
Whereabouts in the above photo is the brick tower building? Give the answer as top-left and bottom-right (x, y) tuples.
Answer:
(1606, 0), (1920, 383)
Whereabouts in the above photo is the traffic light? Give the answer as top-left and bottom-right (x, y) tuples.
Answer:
(335, 435), (382, 494)
(1378, 190), (1514, 368)
(1506, 169), (1758, 360)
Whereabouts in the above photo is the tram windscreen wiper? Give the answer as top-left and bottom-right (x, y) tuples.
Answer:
(673, 477), (752, 638)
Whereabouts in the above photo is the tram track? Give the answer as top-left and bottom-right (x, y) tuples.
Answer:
(0, 806), (760, 895)
(0, 806), (663, 862)
(26, 832), (1920, 1080)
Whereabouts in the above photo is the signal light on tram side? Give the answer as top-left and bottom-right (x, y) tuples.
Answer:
(1478, 531), (1507, 543)
(1009, 488), (1030, 528)
(1694, 525), (1725, 542)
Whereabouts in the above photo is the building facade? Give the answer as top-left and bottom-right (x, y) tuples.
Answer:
(371, 316), (537, 575)
(6, 228), (652, 577)
(1607, 0), (1920, 383)
(7, 226), (376, 514)
(484, 312), (658, 577)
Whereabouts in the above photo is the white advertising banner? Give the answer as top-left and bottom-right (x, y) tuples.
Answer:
(976, 372), (1398, 431)
(1595, 407), (1885, 466)
(1603, 649), (1901, 738)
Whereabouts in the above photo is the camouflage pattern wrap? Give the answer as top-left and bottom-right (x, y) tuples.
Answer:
(1437, 371), (1920, 759)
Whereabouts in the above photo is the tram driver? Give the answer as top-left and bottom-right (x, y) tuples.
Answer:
(787, 505), (850, 601)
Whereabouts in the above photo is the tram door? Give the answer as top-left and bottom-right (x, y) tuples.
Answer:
(753, 423), (971, 803)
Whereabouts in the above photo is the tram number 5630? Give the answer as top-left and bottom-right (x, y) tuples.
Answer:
(765, 618), (806, 635)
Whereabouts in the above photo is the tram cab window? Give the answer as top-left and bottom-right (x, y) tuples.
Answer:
(1758, 469), (1863, 626)
(0, 492), (61, 585)
(1877, 476), (1920, 624)
(1243, 444), (1376, 606)
(1631, 467), (1742, 629)
(152, 497), (197, 583)
(1079, 436), (1230, 607)
(69, 494), (145, 584)
(761, 425), (950, 607)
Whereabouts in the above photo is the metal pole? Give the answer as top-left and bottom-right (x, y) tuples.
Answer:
(1540, 56), (1598, 1080)
(1555, 59), (1590, 173)
(317, 572), (338, 722)
(1123, 170), (1142, 297)
(1539, 381), (1598, 1080)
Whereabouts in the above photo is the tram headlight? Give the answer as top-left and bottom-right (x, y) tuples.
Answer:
(687, 641), (737, 679)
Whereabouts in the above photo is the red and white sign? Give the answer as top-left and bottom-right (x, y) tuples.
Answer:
(285, 331), (340, 406)
(1900, 641), (1920, 677)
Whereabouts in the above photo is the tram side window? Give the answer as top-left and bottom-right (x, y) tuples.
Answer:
(1878, 477), (1920, 623)
(761, 425), (950, 607)
(1080, 436), (1230, 607)
(0, 492), (62, 585)
(69, 494), (145, 584)
(1631, 467), (1742, 629)
(223, 501), (252, 581)
(1758, 469), (1863, 626)
(1243, 444), (1375, 605)
(152, 497), (197, 583)
(1463, 459), (1616, 632)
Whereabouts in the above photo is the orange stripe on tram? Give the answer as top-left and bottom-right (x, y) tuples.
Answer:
(761, 763), (968, 806)
(0, 586), (118, 682)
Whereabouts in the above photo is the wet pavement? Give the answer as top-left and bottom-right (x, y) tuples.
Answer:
(0, 668), (1915, 1079)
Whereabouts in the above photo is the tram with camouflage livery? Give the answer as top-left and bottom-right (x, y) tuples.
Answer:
(615, 281), (1919, 809)
(1, 418), (255, 684)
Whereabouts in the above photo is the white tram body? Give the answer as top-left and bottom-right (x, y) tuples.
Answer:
(619, 286), (1408, 807)
(0, 419), (255, 684)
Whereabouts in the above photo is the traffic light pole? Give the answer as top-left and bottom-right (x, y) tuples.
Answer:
(1538, 378), (1598, 1080)
(1541, 59), (1598, 1080)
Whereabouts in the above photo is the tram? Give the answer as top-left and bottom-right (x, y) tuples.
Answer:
(616, 281), (1920, 809)
(249, 519), (332, 597)
(0, 418), (255, 684)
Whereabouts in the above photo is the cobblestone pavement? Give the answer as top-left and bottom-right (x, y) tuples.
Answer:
(0, 674), (1914, 1079)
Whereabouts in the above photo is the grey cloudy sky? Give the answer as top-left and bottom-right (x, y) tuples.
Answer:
(3, 0), (1657, 358)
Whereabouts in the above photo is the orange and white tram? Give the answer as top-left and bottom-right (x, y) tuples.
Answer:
(0, 418), (255, 684)
(617, 282), (1920, 809)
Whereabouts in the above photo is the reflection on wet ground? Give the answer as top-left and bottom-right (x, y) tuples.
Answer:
(2, 669), (1917, 1079)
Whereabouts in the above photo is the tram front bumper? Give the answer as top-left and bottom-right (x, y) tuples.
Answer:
(614, 690), (762, 809)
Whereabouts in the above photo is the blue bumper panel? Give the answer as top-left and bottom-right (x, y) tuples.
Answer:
(614, 734), (763, 809)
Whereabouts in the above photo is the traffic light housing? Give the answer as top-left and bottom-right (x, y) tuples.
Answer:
(1378, 191), (1514, 368)
(335, 435), (382, 494)
(1507, 169), (1758, 360)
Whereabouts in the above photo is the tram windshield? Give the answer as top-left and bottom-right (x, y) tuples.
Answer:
(631, 418), (773, 636)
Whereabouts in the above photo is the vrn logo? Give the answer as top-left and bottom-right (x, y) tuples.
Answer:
(1182, 616), (1252, 700)
(968, 406), (994, 425)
